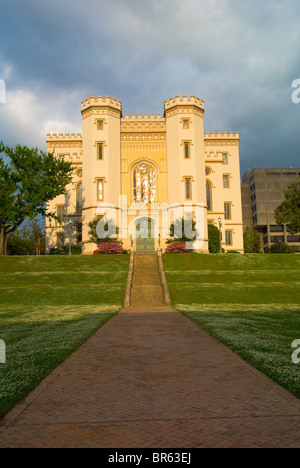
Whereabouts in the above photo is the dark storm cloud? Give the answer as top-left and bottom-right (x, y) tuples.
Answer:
(0, 0), (299, 174)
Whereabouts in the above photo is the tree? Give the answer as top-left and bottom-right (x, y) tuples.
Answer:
(0, 141), (73, 255)
(208, 224), (221, 253)
(243, 227), (262, 253)
(275, 177), (300, 235)
(88, 218), (119, 245)
(7, 219), (45, 255)
(166, 217), (198, 244)
(268, 242), (294, 254)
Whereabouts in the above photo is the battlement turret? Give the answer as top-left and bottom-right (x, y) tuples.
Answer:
(81, 95), (122, 114)
(164, 94), (204, 114)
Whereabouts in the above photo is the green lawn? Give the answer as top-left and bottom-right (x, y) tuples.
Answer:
(163, 253), (300, 398)
(0, 255), (129, 418)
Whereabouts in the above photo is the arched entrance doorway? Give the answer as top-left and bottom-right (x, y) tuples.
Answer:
(135, 218), (155, 252)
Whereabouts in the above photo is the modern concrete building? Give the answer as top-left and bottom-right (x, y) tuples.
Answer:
(242, 168), (300, 253)
(46, 94), (244, 254)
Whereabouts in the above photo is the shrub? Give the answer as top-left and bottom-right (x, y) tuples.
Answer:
(208, 224), (221, 253)
(165, 241), (188, 254)
(267, 242), (294, 254)
(226, 250), (241, 254)
(49, 246), (82, 255)
(93, 242), (126, 254)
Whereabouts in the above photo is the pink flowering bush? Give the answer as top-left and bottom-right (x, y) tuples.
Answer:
(93, 242), (126, 254)
(165, 241), (188, 254)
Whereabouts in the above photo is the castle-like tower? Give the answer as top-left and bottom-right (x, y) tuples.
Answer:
(46, 95), (244, 254)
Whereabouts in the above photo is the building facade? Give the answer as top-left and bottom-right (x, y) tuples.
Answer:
(46, 95), (244, 254)
(242, 168), (300, 253)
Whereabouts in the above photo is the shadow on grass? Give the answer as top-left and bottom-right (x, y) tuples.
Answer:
(0, 312), (117, 419)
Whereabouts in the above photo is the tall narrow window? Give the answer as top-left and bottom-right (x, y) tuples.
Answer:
(57, 232), (64, 248)
(223, 174), (230, 188)
(76, 183), (83, 213)
(98, 179), (104, 201)
(183, 119), (189, 129)
(225, 231), (232, 245)
(56, 205), (64, 225)
(206, 181), (212, 211)
(184, 142), (190, 159)
(97, 143), (103, 160)
(76, 223), (82, 244)
(97, 120), (104, 130)
(185, 178), (192, 200)
(224, 202), (231, 220)
(222, 153), (228, 165)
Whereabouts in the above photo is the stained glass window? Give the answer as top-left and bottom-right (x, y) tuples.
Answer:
(133, 163), (156, 204)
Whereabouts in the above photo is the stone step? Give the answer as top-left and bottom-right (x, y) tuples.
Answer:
(130, 253), (166, 306)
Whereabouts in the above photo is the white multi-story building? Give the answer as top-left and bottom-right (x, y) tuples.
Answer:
(46, 94), (244, 254)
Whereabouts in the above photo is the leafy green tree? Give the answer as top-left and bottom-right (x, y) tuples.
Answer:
(208, 224), (221, 253)
(88, 218), (119, 244)
(275, 177), (300, 235)
(268, 242), (294, 254)
(243, 227), (262, 253)
(166, 218), (198, 244)
(0, 141), (73, 255)
(7, 219), (45, 255)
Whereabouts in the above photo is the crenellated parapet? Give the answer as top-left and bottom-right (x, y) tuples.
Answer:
(47, 133), (82, 140)
(121, 114), (166, 135)
(204, 131), (239, 138)
(164, 94), (204, 117)
(122, 113), (165, 122)
(46, 133), (83, 153)
(81, 95), (122, 119)
(204, 131), (240, 147)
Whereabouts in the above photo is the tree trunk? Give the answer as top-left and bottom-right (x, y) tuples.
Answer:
(4, 232), (10, 256)
(0, 227), (5, 256)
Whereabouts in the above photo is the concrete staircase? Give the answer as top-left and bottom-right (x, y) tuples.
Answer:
(130, 253), (166, 307)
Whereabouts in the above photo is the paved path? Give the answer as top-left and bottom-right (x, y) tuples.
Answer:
(1, 306), (300, 448)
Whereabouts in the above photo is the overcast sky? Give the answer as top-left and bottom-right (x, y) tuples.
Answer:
(0, 0), (299, 175)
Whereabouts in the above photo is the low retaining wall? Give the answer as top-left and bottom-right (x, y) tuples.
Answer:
(157, 250), (171, 306)
(124, 251), (135, 307)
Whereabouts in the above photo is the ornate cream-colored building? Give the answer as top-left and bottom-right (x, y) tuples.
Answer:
(46, 94), (244, 254)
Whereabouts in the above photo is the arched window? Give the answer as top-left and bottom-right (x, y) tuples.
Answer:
(133, 163), (156, 204)
(206, 180), (212, 212)
(76, 182), (83, 213)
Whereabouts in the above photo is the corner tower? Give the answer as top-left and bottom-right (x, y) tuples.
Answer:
(81, 95), (122, 254)
(165, 95), (208, 252)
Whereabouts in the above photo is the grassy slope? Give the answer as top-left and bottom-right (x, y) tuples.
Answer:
(0, 255), (129, 418)
(163, 253), (300, 398)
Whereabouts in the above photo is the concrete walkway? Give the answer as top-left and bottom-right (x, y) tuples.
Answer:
(1, 306), (300, 448)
